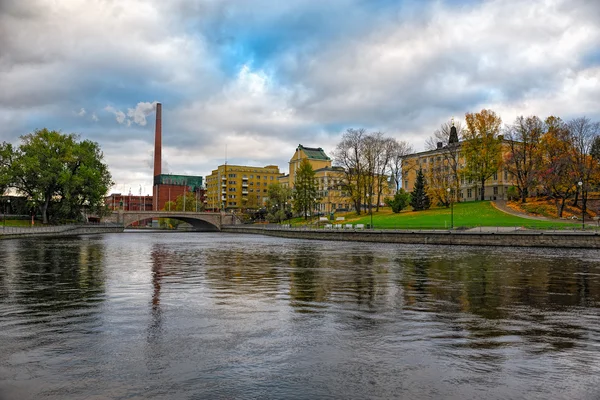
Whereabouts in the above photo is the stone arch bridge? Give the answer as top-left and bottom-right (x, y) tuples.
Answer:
(103, 211), (240, 231)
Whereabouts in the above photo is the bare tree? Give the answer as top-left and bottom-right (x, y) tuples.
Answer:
(333, 128), (366, 214)
(388, 139), (413, 193)
(425, 120), (464, 202)
(504, 116), (544, 203)
(568, 117), (600, 215)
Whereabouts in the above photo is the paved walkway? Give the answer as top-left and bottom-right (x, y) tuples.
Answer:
(491, 200), (556, 221)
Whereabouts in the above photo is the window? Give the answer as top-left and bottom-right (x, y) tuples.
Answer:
(467, 189), (472, 198)
(493, 186), (498, 195)
(257, 175), (260, 179)
(504, 170), (508, 180)
(493, 171), (498, 181)
(270, 176), (273, 180)
(228, 173), (236, 178)
(404, 180), (409, 190)
(250, 175), (253, 179)
(263, 189), (267, 193)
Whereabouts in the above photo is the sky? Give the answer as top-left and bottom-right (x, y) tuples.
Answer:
(1, 0), (599, 195)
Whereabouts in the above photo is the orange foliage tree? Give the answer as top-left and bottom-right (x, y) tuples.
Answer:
(463, 109), (503, 201)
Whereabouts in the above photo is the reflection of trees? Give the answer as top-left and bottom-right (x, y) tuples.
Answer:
(289, 246), (325, 307)
(398, 250), (600, 352)
(10, 238), (106, 314)
(203, 249), (283, 297)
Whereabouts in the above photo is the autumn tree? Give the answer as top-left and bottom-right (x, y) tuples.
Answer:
(503, 115), (544, 203)
(463, 109), (503, 201)
(293, 158), (318, 219)
(6, 129), (112, 223)
(537, 117), (577, 217)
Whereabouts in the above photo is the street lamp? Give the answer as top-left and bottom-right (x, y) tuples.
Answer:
(2, 198), (7, 228)
(578, 181), (584, 230)
(447, 187), (453, 230)
(369, 193), (373, 229)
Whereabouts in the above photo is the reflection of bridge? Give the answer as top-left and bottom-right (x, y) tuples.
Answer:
(103, 211), (240, 231)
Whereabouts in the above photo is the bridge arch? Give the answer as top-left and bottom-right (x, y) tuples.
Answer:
(105, 211), (233, 231)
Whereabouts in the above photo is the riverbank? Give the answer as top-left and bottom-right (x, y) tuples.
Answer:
(0, 223), (124, 240)
(222, 225), (600, 249)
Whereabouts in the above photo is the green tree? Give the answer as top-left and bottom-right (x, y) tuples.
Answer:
(410, 169), (430, 211)
(0, 142), (13, 196)
(385, 189), (410, 213)
(164, 190), (204, 212)
(7, 129), (112, 224)
(463, 109), (503, 201)
(293, 158), (318, 219)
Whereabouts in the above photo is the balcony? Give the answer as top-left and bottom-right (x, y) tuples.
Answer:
(242, 182), (248, 187)
(242, 190), (248, 195)
(221, 176), (226, 180)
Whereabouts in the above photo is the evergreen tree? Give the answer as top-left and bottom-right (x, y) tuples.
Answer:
(293, 159), (318, 219)
(410, 168), (430, 211)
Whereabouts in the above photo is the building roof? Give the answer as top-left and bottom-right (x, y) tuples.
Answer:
(314, 166), (344, 173)
(298, 144), (330, 161)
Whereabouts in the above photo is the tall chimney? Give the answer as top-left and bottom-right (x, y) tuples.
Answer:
(153, 102), (162, 178)
(153, 102), (162, 211)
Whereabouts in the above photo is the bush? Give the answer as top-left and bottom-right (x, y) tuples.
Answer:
(385, 189), (411, 213)
(507, 186), (519, 201)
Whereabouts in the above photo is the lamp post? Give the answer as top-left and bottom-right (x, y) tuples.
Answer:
(2, 198), (7, 228)
(369, 193), (373, 229)
(578, 181), (584, 230)
(447, 187), (453, 230)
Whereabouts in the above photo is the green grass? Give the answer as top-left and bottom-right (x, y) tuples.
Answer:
(2, 219), (38, 227)
(344, 201), (584, 230)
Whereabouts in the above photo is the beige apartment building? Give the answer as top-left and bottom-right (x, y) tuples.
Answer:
(402, 142), (516, 201)
(205, 164), (283, 211)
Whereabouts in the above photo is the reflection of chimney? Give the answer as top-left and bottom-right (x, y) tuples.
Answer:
(154, 103), (162, 178)
(153, 103), (162, 211)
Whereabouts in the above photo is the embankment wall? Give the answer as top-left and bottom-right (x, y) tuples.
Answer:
(221, 226), (600, 249)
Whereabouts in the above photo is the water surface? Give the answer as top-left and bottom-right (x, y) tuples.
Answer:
(1, 232), (599, 399)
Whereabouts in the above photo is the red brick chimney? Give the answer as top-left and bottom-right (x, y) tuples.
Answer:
(153, 102), (162, 210)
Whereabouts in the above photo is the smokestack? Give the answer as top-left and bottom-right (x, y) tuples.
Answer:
(153, 102), (162, 178)
(153, 103), (162, 211)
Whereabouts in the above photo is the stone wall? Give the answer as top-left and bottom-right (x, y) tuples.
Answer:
(221, 226), (600, 249)
(1, 224), (124, 240)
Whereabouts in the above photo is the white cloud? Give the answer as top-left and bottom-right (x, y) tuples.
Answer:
(91, 113), (99, 122)
(77, 108), (86, 116)
(126, 101), (158, 126)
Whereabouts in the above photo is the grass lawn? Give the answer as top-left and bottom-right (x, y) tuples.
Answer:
(2, 219), (38, 227)
(335, 201), (583, 230)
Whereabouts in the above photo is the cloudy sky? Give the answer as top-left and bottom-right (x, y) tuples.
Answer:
(1, 0), (599, 194)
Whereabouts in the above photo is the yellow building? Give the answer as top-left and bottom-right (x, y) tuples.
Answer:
(205, 164), (283, 211)
(279, 145), (354, 213)
(402, 141), (516, 201)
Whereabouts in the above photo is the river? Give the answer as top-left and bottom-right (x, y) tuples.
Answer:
(1, 232), (599, 399)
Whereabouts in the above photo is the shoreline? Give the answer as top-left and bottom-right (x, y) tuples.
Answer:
(221, 225), (600, 249)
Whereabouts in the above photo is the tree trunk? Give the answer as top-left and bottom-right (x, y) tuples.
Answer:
(556, 198), (566, 218)
(41, 195), (50, 224)
(521, 188), (528, 203)
(480, 178), (486, 201)
(571, 188), (579, 207)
